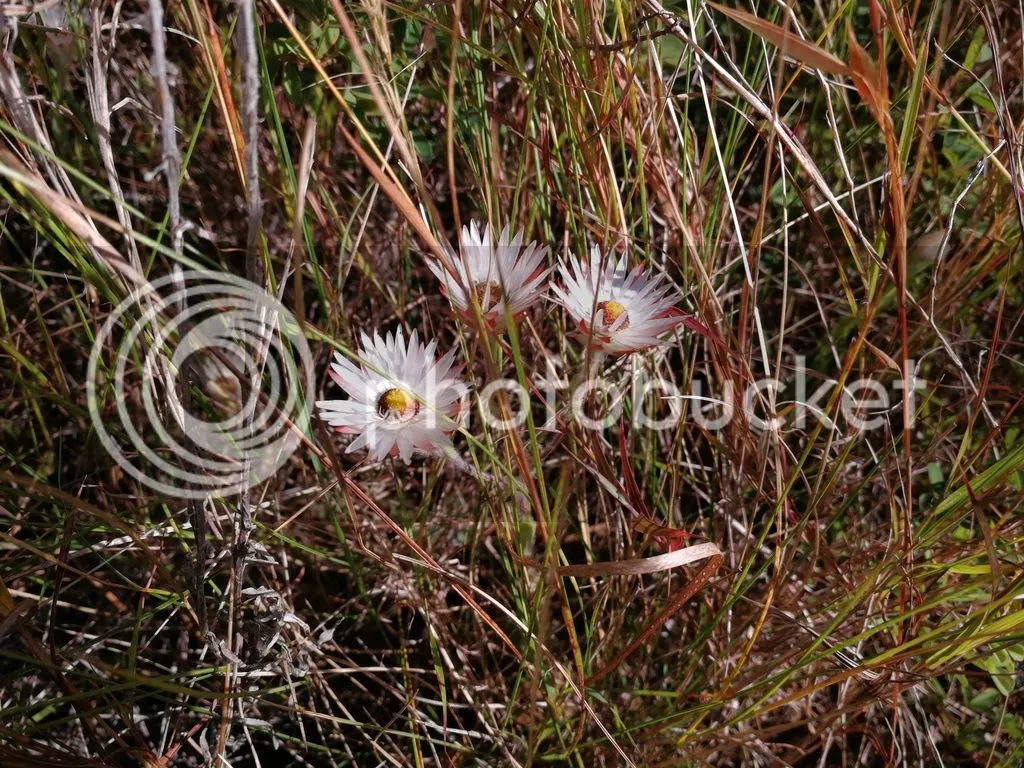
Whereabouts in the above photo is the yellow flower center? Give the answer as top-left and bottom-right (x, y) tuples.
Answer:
(597, 299), (629, 330)
(472, 280), (503, 309)
(377, 387), (420, 420)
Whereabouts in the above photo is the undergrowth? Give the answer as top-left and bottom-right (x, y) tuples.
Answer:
(1, 0), (1023, 765)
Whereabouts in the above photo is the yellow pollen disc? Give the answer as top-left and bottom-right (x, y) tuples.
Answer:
(472, 280), (503, 309)
(598, 300), (629, 329)
(377, 387), (419, 419)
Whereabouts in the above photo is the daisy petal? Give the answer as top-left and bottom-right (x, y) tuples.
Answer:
(317, 329), (466, 462)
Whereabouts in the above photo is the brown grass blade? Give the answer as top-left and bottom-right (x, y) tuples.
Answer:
(846, 29), (890, 120)
(709, 3), (850, 76)
(558, 541), (720, 578)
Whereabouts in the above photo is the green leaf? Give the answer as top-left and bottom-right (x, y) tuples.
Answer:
(282, 64), (302, 105)
(656, 36), (686, 67)
(968, 687), (1000, 712)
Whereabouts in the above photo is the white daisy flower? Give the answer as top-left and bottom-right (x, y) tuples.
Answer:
(317, 328), (466, 463)
(427, 220), (550, 331)
(551, 246), (685, 355)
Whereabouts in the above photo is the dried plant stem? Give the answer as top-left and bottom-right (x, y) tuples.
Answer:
(214, 0), (265, 760)
(88, 6), (141, 272)
(148, 0), (182, 255)
(240, 0), (263, 289)
(148, 0), (210, 640)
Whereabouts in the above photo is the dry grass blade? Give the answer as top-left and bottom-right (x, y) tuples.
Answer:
(708, 2), (850, 76)
(558, 541), (720, 578)
(586, 552), (725, 685)
(0, 148), (133, 276)
(846, 28), (889, 121)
